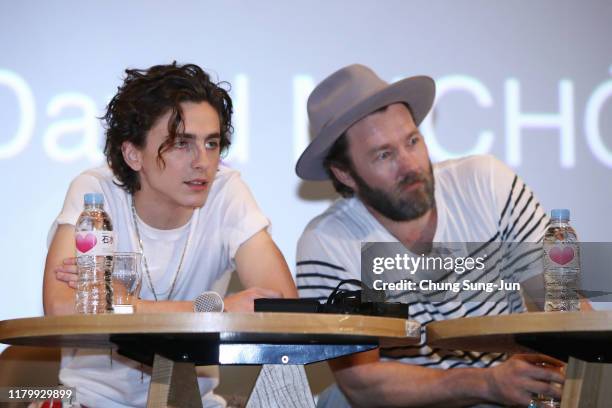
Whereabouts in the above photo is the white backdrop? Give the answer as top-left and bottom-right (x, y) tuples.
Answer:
(1, 0), (611, 323)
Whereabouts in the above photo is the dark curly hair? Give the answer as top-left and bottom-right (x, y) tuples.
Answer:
(103, 62), (233, 194)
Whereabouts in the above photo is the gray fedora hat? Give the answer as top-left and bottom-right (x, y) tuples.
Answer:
(295, 64), (435, 180)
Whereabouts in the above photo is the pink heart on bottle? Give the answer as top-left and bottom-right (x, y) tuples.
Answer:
(549, 245), (574, 265)
(76, 233), (97, 253)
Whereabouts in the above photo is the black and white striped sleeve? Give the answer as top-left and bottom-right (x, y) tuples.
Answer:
(295, 228), (359, 301)
(489, 156), (550, 281)
(490, 156), (549, 244)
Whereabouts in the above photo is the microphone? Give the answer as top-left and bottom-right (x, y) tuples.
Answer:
(193, 291), (224, 312)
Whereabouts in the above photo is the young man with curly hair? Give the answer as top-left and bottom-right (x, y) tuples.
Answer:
(43, 62), (297, 407)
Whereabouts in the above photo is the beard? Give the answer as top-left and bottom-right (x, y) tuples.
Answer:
(351, 162), (436, 222)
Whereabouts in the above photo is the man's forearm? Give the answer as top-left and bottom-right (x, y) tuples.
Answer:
(43, 292), (76, 316)
(335, 360), (493, 408)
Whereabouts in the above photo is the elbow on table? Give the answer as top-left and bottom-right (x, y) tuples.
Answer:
(43, 291), (75, 316)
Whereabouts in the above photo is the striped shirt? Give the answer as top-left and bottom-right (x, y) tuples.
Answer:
(296, 154), (548, 369)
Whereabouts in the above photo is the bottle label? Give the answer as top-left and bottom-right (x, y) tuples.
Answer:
(544, 242), (579, 268)
(75, 231), (115, 256)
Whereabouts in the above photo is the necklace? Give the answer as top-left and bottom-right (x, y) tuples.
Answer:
(130, 199), (191, 301)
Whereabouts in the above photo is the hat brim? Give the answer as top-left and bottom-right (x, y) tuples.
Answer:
(295, 75), (435, 181)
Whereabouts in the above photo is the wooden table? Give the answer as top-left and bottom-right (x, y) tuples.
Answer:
(0, 313), (420, 408)
(427, 311), (612, 408)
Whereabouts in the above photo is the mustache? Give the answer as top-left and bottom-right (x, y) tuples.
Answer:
(397, 171), (427, 188)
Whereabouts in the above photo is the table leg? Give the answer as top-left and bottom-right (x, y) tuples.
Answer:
(561, 357), (612, 408)
(147, 353), (203, 408)
(246, 364), (315, 408)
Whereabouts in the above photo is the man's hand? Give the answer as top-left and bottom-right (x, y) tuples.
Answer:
(485, 354), (565, 406)
(55, 257), (78, 288)
(223, 287), (283, 312)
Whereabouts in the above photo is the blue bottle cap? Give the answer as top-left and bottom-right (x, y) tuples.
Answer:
(84, 193), (104, 205)
(551, 208), (570, 221)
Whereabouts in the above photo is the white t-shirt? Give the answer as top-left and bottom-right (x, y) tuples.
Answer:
(297, 155), (549, 371)
(49, 164), (269, 408)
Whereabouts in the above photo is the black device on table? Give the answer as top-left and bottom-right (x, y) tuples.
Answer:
(255, 279), (409, 319)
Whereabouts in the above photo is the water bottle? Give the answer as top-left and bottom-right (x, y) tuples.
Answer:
(75, 193), (115, 314)
(543, 209), (580, 312)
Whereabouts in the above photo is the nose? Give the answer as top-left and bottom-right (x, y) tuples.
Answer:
(396, 145), (418, 175)
(191, 143), (209, 171)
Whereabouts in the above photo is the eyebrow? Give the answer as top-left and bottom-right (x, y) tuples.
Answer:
(180, 132), (221, 140)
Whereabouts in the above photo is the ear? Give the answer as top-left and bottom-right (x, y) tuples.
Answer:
(121, 142), (143, 172)
(330, 164), (357, 191)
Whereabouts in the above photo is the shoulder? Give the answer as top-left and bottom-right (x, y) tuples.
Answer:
(65, 166), (116, 196)
(301, 198), (360, 239)
(210, 164), (250, 195)
(297, 198), (366, 257)
(67, 165), (130, 212)
(201, 164), (268, 227)
(436, 154), (522, 196)
(434, 154), (500, 179)
(204, 164), (255, 207)
(215, 163), (240, 181)
(52, 165), (122, 232)
(434, 154), (516, 196)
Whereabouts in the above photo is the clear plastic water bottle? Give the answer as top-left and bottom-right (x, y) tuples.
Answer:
(75, 193), (115, 314)
(543, 209), (580, 312)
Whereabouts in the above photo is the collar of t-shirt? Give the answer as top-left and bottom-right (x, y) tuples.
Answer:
(133, 212), (192, 299)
